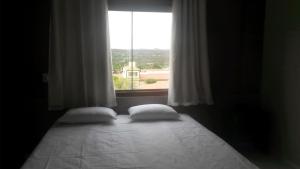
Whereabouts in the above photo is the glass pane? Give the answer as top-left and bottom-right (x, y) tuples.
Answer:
(108, 11), (132, 90)
(133, 12), (172, 89)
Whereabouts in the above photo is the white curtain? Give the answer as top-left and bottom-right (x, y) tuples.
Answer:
(49, 0), (116, 110)
(168, 0), (213, 106)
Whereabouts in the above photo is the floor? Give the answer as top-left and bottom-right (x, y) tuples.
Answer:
(245, 152), (297, 169)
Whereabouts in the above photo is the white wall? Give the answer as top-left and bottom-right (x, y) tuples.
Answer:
(262, 0), (300, 167)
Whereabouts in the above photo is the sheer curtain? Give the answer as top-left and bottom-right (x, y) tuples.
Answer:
(168, 0), (213, 106)
(48, 0), (116, 110)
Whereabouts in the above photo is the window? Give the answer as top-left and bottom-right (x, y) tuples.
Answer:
(108, 11), (172, 91)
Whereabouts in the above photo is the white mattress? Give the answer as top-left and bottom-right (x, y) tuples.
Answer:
(21, 114), (259, 169)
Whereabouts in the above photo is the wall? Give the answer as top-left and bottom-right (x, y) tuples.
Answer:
(0, 0), (51, 168)
(261, 0), (300, 167)
(207, 0), (265, 107)
(205, 0), (267, 151)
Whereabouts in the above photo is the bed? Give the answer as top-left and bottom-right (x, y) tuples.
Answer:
(21, 114), (259, 169)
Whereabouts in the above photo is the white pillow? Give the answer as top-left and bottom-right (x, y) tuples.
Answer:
(58, 107), (117, 123)
(128, 104), (179, 121)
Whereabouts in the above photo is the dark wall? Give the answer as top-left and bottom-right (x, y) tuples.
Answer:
(262, 0), (300, 166)
(206, 0), (267, 152)
(0, 0), (266, 168)
(207, 0), (265, 107)
(1, 0), (51, 168)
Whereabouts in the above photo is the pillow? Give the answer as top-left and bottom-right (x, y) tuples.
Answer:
(58, 107), (117, 123)
(128, 104), (179, 121)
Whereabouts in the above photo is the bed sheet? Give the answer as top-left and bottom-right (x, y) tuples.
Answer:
(21, 114), (259, 169)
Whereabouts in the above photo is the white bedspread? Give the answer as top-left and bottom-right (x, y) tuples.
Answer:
(22, 114), (259, 169)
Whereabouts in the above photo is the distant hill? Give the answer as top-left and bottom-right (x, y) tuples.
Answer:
(112, 49), (169, 71)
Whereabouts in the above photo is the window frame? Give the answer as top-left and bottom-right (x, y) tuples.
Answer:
(109, 10), (171, 95)
(116, 89), (168, 97)
(108, 0), (172, 12)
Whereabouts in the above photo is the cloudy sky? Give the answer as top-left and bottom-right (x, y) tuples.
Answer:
(108, 11), (172, 50)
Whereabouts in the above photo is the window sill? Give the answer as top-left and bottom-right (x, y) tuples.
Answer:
(116, 89), (168, 97)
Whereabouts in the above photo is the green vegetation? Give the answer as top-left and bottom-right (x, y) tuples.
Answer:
(112, 49), (169, 72)
(144, 79), (157, 84)
(112, 49), (169, 90)
(113, 76), (131, 90)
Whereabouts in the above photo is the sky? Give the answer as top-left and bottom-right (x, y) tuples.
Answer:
(108, 11), (172, 50)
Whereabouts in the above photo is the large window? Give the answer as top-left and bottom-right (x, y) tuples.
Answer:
(108, 11), (172, 90)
